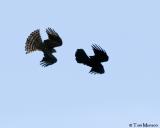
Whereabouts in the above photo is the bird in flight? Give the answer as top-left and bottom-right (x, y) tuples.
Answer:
(25, 28), (62, 67)
(75, 44), (109, 74)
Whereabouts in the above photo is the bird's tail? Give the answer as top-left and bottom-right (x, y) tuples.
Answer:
(75, 49), (90, 65)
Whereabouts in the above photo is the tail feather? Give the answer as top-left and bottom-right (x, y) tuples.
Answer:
(75, 49), (90, 65)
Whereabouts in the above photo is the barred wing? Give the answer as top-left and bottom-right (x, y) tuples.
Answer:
(25, 29), (43, 54)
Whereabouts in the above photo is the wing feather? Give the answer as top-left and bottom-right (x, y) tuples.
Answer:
(25, 29), (43, 54)
(45, 28), (62, 48)
(91, 44), (109, 62)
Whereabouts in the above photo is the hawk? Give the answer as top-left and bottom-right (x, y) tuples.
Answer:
(25, 28), (62, 67)
(75, 44), (109, 74)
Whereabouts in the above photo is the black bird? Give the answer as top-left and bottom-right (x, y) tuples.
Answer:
(25, 28), (62, 67)
(75, 44), (109, 74)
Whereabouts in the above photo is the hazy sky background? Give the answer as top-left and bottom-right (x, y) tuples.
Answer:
(0, 0), (160, 128)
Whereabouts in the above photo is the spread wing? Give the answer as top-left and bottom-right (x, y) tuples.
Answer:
(25, 29), (43, 54)
(91, 44), (109, 62)
(75, 49), (91, 66)
(40, 52), (57, 67)
(45, 28), (62, 48)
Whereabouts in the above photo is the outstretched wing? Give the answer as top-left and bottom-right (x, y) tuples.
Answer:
(75, 49), (91, 66)
(91, 44), (109, 62)
(25, 29), (43, 54)
(45, 28), (62, 48)
(40, 52), (57, 67)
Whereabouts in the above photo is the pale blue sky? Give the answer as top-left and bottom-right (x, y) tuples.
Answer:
(0, 0), (160, 128)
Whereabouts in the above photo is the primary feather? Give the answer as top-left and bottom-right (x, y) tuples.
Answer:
(25, 29), (43, 53)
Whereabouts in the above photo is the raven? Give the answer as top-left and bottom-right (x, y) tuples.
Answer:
(75, 44), (109, 74)
(25, 28), (62, 67)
